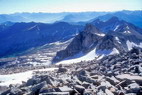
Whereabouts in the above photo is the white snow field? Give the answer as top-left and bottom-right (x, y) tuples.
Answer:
(0, 68), (58, 86)
(56, 47), (119, 65)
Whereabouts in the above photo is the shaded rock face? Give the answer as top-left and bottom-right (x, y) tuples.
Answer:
(53, 24), (103, 62)
(96, 34), (127, 53)
(52, 34), (83, 62)
(96, 35), (116, 50)
(82, 24), (103, 49)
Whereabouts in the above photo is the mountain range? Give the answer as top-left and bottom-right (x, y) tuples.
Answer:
(53, 16), (142, 63)
(0, 12), (107, 23)
(0, 22), (83, 58)
(0, 10), (141, 65)
(90, 10), (142, 28)
(0, 10), (142, 28)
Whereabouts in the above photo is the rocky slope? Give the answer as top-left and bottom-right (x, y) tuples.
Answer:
(0, 47), (142, 95)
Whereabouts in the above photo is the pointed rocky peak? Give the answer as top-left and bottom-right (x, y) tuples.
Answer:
(84, 24), (104, 36)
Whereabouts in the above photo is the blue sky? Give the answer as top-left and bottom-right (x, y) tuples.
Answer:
(0, 0), (141, 14)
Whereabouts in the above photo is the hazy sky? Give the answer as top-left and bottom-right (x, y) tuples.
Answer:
(0, 0), (142, 14)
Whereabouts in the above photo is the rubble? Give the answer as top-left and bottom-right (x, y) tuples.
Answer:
(0, 48), (142, 95)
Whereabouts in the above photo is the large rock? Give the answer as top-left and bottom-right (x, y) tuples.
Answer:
(105, 77), (119, 86)
(74, 85), (85, 94)
(82, 82), (90, 89)
(0, 87), (23, 95)
(126, 83), (140, 93)
(83, 89), (94, 95)
(78, 69), (90, 76)
(30, 81), (47, 95)
(26, 77), (41, 86)
(58, 86), (73, 92)
(77, 74), (99, 86)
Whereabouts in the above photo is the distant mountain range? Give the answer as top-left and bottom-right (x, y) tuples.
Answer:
(0, 22), (83, 57)
(91, 16), (142, 34)
(53, 16), (142, 63)
(0, 10), (141, 28)
(90, 10), (142, 28)
(0, 10), (141, 60)
(0, 12), (107, 23)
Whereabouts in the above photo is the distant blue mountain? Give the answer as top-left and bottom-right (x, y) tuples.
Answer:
(61, 12), (108, 22)
(0, 12), (108, 23)
(0, 10), (141, 58)
(90, 10), (142, 28)
(0, 22), (83, 57)
(0, 12), (68, 23)
(0, 10), (141, 28)
(91, 16), (142, 34)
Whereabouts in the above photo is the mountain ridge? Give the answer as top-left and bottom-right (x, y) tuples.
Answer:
(53, 16), (142, 63)
(0, 21), (83, 58)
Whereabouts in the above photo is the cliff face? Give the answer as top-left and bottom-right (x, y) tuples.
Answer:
(53, 24), (104, 62)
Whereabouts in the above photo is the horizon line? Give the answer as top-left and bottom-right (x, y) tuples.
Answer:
(0, 9), (141, 15)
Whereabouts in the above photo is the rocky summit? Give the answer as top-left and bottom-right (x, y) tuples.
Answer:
(53, 24), (105, 62)
(1, 47), (142, 95)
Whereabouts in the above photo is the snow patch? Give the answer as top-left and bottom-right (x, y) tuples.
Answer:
(126, 26), (130, 29)
(56, 48), (98, 65)
(110, 48), (119, 55)
(105, 89), (114, 95)
(95, 33), (105, 36)
(27, 61), (51, 66)
(124, 30), (131, 34)
(115, 37), (121, 44)
(114, 25), (119, 31)
(0, 68), (58, 86)
(0, 71), (33, 86)
(27, 25), (37, 30)
(49, 39), (72, 46)
(126, 40), (142, 50)
(56, 48), (119, 65)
